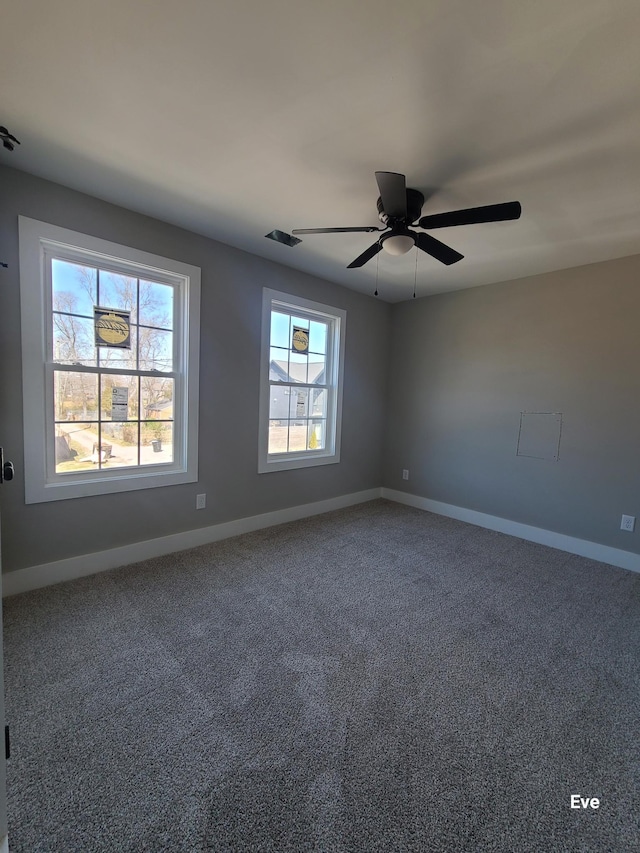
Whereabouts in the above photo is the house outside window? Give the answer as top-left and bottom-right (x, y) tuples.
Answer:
(258, 288), (346, 473)
(19, 217), (200, 503)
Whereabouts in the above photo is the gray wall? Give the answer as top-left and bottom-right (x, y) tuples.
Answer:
(383, 255), (640, 553)
(0, 165), (390, 572)
(3, 162), (639, 574)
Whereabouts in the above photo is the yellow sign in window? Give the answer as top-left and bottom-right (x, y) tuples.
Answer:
(94, 306), (131, 348)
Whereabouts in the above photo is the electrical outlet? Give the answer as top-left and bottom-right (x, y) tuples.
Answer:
(402, 469), (409, 481)
(196, 493), (206, 510)
(620, 514), (635, 532)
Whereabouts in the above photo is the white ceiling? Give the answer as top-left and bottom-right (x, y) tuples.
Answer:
(2, 0), (640, 302)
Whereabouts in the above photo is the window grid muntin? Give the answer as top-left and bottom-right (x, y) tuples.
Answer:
(50, 366), (178, 477)
(267, 299), (338, 460)
(267, 380), (328, 457)
(45, 245), (183, 483)
(51, 266), (175, 372)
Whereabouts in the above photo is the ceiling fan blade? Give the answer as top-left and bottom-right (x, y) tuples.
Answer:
(291, 226), (381, 235)
(347, 241), (383, 269)
(375, 171), (407, 219)
(265, 229), (302, 247)
(415, 232), (463, 266)
(418, 201), (522, 230)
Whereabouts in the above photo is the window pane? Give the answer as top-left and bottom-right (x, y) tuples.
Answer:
(139, 327), (173, 372)
(142, 376), (174, 420)
(310, 388), (327, 418)
(53, 370), (98, 474)
(289, 352), (308, 383)
(98, 326), (137, 370)
(308, 320), (327, 355)
(308, 356), (326, 384)
(287, 421), (308, 452)
(53, 314), (96, 365)
(98, 271), (138, 321)
(269, 384), (290, 420)
(54, 371), (98, 421)
(270, 347), (289, 381)
(52, 260), (96, 318)
(139, 280), (173, 329)
(141, 422), (173, 465)
(55, 424), (100, 474)
(268, 420), (289, 454)
(309, 419), (326, 450)
(100, 375), (139, 421)
(270, 311), (290, 348)
(100, 422), (139, 468)
(289, 387), (308, 419)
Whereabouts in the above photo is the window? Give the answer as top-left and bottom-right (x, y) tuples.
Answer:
(258, 288), (346, 473)
(19, 217), (200, 503)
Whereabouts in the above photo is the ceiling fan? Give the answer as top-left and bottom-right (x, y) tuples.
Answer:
(267, 171), (521, 269)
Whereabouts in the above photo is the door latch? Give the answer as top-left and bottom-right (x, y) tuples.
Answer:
(0, 447), (15, 483)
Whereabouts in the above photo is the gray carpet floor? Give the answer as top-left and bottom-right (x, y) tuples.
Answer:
(3, 499), (639, 852)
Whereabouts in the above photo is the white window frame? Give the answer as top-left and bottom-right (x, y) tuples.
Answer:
(19, 216), (200, 503)
(258, 288), (346, 473)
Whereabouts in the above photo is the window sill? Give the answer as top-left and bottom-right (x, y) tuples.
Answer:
(258, 450), (340, 474)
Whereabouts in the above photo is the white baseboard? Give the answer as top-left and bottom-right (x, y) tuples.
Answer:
(382, 488), (640, 574)
(2, 488), (382, 597)
(5, 486), (638, 596)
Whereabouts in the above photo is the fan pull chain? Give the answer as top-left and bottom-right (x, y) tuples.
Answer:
(374, 251), (380, 297)
(413, 247), (418, 298)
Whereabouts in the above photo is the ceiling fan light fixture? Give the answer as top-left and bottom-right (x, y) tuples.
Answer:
(382, 233), (415, 256)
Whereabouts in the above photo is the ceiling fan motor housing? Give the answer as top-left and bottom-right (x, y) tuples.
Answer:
(377, 188), (425, 226)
